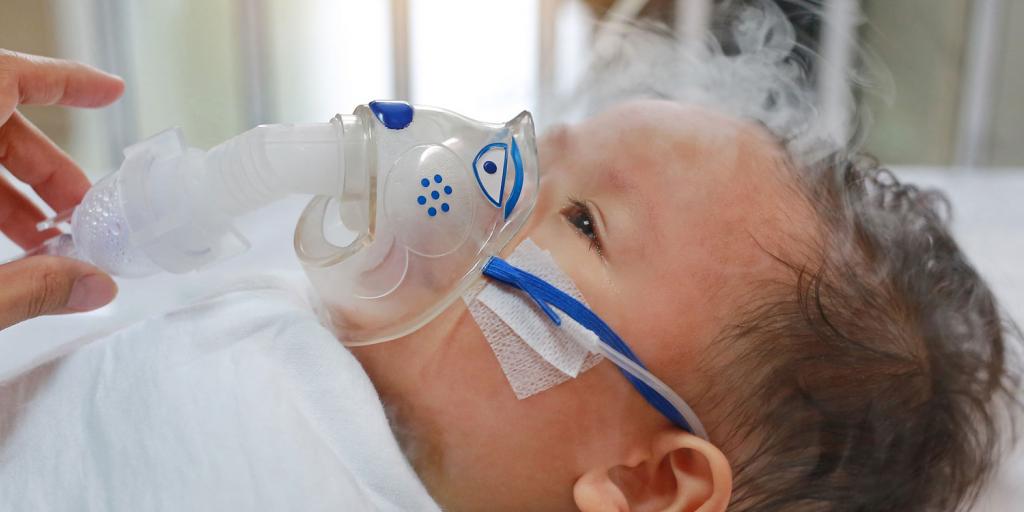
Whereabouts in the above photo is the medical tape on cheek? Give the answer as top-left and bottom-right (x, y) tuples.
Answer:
(463, 239), (603, 399)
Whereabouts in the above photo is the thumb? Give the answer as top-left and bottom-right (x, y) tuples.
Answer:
(0, 255), (118, 331)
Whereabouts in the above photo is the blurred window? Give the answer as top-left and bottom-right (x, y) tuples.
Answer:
(0, 0), (1021, 173)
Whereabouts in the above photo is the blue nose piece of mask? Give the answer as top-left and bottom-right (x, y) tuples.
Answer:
(368, 100), (414, 130)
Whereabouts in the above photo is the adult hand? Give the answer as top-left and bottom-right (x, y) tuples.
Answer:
(0, 50), (124, 331)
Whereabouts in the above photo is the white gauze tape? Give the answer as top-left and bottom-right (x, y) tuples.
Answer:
(464, 239), (603, 399)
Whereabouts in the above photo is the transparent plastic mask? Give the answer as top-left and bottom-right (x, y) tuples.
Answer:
(295, 103), (539, 345)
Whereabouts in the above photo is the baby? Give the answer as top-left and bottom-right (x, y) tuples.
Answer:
(1, 2), (1017, 512)
(348, 3), (1019, 509)
(352, 98), (1016, 511)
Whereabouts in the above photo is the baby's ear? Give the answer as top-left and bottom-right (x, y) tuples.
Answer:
(573, 429), (732, 512)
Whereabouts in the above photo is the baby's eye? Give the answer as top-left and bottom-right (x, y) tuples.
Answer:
(561, 199), (603, 255)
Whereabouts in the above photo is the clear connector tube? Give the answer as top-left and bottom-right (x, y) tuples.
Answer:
(587, 339), (709, 440)
(38, 113), (371, 277)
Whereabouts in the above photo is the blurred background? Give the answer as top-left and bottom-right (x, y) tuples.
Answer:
(0, 0), (1021, 176)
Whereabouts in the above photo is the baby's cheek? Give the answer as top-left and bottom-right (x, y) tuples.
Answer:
(420, 305), (524, 416)
(500, 183), (563, 259)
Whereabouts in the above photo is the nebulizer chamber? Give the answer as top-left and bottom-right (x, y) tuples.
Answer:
(69, 116), (360, 276)
(61, 101), (539, 344)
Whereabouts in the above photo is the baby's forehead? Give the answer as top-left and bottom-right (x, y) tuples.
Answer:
(580, 99), (816, 283)
(586, 100), (773, 142)
(573, 100), (792, 202)
(576, 100), (785, 180)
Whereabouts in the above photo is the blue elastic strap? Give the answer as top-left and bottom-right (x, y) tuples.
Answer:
(482, 256), (697, 434)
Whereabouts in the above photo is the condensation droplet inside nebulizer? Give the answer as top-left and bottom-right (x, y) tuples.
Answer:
(71, 174), (161, 277)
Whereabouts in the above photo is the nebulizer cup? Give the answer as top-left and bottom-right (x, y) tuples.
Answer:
(51, 117), (355, 277)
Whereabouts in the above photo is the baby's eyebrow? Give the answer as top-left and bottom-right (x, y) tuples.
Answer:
(597, 163), (658, 259)
(601, 164), (640, 196)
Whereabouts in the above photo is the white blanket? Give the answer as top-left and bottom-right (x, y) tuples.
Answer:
(0, 276), (440, 512)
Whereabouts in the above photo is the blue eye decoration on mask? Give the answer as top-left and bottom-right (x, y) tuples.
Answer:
(505, 138), (524, 220)
(473, 143), (508, 208)
(472, 138), (524, 220)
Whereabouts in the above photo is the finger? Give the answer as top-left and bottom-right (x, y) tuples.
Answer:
(0, 111), (91, 211)
(0, 50), (125, 124)
(0, 175), (61, 248)
(0, 255), (117, 330)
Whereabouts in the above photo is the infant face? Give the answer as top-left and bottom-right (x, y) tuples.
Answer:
(350, 99), (813, 511)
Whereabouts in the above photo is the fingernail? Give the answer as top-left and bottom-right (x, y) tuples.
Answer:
(66, 274), (118, 311)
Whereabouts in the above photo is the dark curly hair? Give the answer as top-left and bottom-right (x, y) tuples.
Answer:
(699, 154), (1020, 511)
